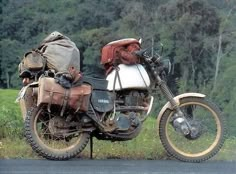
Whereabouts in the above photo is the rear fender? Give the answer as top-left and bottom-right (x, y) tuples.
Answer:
(156, 93), (206, 135)
(17, 82), (39, 120)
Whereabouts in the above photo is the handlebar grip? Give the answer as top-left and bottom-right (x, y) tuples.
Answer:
(133, 49), (148, 58)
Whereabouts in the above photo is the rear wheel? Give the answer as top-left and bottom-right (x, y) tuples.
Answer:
(24, 105), (90, 160)
(159, 97), (226, 162)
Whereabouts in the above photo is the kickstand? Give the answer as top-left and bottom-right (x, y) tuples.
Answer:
(90, 136), (93, 159)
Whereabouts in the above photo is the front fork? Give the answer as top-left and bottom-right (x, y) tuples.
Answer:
(156, 75), (191, 135)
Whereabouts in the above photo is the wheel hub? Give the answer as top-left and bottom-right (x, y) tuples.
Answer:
(48, 116), (70, 138)
(185, 120), (202, 140)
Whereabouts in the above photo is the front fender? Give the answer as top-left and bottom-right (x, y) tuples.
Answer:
(156, 93), (206, 134)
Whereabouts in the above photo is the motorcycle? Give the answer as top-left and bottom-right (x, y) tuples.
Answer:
(18, 39), (225, 162)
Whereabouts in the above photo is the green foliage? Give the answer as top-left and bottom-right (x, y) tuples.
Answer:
(212, 51), (236, 135)
(155, 0), (221, 89)
(0, 39), (22, 88)
(0, 89), (23, 139)
(0, 0), (236, 136)
(0, 0), (236, 158)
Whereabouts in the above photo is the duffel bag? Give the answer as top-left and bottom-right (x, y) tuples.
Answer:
(37, 77), (91, 113)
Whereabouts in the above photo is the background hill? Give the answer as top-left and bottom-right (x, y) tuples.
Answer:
(0, 0), (236, 136)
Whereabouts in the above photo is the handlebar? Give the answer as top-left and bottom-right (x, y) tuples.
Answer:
(134, 48), (171, 76)
(134, 48), (161, 64)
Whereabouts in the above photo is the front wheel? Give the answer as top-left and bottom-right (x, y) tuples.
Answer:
(24, 105), (90, 160)
(159, 97), (226, 162)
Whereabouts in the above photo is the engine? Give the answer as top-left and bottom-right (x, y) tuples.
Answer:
(90, 88), (150, 132)
(123, 90), (147, 106)
(113, 112), (140, 131)
(111, 90), (149, 131)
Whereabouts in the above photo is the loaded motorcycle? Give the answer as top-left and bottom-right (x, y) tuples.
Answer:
(18, 38), (225, 162)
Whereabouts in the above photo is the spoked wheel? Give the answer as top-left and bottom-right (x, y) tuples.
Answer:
(159, 97), (226, 162)
(24, 105), (90, 160)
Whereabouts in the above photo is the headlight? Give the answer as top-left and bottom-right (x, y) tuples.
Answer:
(161, 59), (171, 75)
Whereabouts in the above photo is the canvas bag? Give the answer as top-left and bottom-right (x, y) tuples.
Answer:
(38, 31), (81, 80)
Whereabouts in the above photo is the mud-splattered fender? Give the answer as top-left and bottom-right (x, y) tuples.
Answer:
(156, 93), (206, 135)
(16, 82), (39, 121)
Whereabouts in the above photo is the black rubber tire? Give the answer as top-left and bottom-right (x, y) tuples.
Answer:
(24, 106), (90, 160)
(159, 97), (226, 162)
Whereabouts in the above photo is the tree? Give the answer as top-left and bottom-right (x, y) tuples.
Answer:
(213, 5), (236, 89)
(213, 51), (236, 135)
(0, 39), (22, 88)
(154, 0), (221, 91)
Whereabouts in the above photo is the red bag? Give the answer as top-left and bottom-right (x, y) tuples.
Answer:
(101, 38), (141, 74)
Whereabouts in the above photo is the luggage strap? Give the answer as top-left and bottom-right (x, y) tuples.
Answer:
(75, 90), (85, 113)
(60, 89), (70, 116)
(47, 91), (53, 113)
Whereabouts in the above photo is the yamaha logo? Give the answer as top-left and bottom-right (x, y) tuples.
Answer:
(98, 99), (110, 104)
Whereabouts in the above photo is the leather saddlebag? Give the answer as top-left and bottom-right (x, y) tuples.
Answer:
(37, 77), (91, 112)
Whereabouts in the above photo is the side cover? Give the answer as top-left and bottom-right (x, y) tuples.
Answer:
(106, 64), (151, 91)
(91, 90), (114, 112)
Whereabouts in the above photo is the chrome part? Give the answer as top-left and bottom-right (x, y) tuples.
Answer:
(157, 93), (206, 135)
(172, 116), (190, 135)
(146, 96), (154, 116)
(185, 120), (202, 140)
(138, 38), (142, 44)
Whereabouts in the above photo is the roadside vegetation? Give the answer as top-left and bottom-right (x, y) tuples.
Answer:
(0, 0), (236, 161)
(0, 89), (235, 161)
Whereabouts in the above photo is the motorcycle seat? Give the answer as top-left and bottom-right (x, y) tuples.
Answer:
(83, 76), (108, 90)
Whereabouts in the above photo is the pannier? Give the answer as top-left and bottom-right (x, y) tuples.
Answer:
(37, 77), (91, 112)
(101, 38), (141, 74)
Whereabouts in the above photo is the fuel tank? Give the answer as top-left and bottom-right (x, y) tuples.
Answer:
(106, 64), (151, 91)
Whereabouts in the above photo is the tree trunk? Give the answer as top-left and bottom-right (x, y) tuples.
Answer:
(214, 33), (222, 89)
(214, 7), (235, 89)
(6, 71), (10, 89)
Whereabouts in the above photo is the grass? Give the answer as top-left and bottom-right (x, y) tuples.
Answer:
(213, 137), (236, 161)
(0, 89), (23, 139)
(0, 89), (236, 161)
(81, 118), (167, 160)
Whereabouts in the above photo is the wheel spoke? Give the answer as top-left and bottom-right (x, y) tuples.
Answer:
(159, 98), (225, 162)
(34, 108), (83, 150)
(168, 104), (218, 154)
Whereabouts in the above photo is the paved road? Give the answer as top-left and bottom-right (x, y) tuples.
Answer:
(0, 159), (235, 174)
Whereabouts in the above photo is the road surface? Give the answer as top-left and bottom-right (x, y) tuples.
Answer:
(0, 159), (235, 174)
